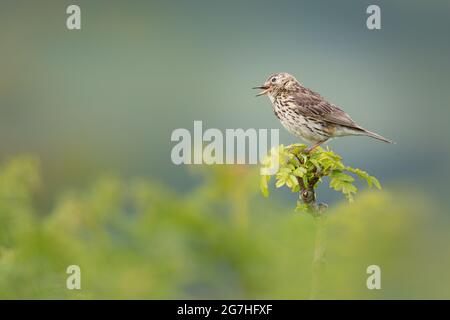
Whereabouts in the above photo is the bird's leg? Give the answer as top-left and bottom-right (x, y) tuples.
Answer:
(304, 139), (328, 154)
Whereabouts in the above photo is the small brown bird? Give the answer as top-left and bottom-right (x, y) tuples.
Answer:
(253, 72), (393, 152)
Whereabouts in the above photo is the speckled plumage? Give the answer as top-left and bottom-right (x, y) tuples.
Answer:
(254, 72), (392, 149)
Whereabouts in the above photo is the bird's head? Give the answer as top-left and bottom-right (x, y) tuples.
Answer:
(253, 72), (300, 97)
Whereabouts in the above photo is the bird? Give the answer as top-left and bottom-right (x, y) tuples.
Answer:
(253, 72), (393, 153)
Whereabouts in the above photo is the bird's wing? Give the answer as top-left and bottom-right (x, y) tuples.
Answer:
(292, 90), (362, 129)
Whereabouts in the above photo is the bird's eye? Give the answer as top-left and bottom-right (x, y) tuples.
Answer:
(271, 77), (276, 83)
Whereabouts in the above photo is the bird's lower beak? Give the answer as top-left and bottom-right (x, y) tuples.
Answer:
(253, 85), (270, 97)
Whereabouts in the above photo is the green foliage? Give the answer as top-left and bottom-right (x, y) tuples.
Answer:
(0, 156), (449, 299)
(260, 144), (381, 209)
(0, 156), (40, 247)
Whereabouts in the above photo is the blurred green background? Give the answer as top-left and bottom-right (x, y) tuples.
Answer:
(0, 0), (449, 299)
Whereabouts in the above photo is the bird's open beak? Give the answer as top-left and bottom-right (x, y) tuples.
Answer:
(252, 85), (271, 97)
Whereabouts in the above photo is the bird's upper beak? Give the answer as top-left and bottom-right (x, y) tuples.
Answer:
(252, 85), (271, 97)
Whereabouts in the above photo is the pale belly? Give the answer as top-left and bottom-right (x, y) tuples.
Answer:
(271, 99), (329, 143)
(279, 116), (326, 143)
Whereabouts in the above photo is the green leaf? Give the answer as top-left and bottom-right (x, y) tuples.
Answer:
(330, 171), (355, 183)
(329, 177), (343, 191)
(371, 177), (382, 190)
(342, 183), (358, 194)
(293, 167), (307, 177)
(285, 175), (296, 188)
(302, 175), (309, 188)
(275, 178), (285, 188)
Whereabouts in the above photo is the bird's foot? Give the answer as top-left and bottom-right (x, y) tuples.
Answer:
(304, 140), (328, 154)
(303, 145), (318, 154)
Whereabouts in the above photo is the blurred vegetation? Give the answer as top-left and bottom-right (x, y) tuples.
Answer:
(0, 156), (450, 299)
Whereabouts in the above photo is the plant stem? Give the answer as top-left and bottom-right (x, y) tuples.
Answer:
(296, 174), (328, 299)
(309, 214), (327, 299)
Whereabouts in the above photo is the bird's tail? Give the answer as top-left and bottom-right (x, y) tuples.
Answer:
(361, 129), (394, 144)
